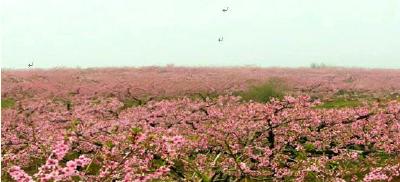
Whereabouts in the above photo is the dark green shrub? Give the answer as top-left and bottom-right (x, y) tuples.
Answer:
(310, 62), (327, 69)
(238, 78), (286, 103)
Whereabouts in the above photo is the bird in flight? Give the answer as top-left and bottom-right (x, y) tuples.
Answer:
(28, 61), (33, 68)
(218, 37), (224, 42)
(222, 7), (229, 12)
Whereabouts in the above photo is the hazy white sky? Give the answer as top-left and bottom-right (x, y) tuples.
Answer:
(1, 0), (400, 69)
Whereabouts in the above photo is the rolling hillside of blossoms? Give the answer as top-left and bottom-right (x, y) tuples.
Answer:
(1, 67), (400, 182)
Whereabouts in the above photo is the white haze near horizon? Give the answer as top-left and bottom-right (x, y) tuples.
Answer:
(1, 0), (400, 69)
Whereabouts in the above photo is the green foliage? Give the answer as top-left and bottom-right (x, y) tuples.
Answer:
(24, 157), (47, 176)
(170, 159), (186, 180)
(1, 155), (46, 181)
(63, 151), (81, 162)
(1, 172), (13, 182)
(327, 161), (339, 171)
(85, 162), (102, 175)
(304, 143), (315, 152)
(104, 141), (114, 149)
(124, 99), (141, 108)
(59, 151), (103, 176)
(237, 78), (286, 103)
(304, 171), (321, 182)
(284, 145), (307, 161)
(374, 151), (394, 165)
(71, 176), (81, 181)
(151, 156), (166, 169)
(336, 159), (366, 181)
(1, 98), (15, 109)
(315, 98), (361, 109)
(94, 141), (103, 147)
(328, 154), (399, 181)
(295, 151), (307, 161)
(131, 127), (142, 134)
(346, 144), (366, 151)
(117, 97), (150, 113)
(68, 119), (81, 131)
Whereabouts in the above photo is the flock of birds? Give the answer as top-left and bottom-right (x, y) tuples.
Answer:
(28, 6), (230, 68)
(218, 6), (229, 43)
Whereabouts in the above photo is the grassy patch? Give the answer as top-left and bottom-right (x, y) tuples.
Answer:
(1, 98), (16, 109)
(119, 96), (161, 110)
(304, 171), (322, 182)
(122, 99), (142, 109)
(237, 78), (286, 103)
(315, 98), (361, 109)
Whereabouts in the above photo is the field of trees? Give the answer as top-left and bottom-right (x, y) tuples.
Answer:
(2, 67), (400, 181)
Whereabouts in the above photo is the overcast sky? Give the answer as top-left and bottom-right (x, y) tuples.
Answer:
(1, 0), (399, 69)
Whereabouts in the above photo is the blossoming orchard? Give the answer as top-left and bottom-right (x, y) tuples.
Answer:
(1, 67), (400, 181)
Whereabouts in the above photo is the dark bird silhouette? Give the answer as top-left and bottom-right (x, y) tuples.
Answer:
(218, 37), (224, 42)
(222, 7), (229, 12)
(28, 62), (33, 68)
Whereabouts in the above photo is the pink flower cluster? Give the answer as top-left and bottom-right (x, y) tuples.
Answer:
(2, 93), (400, 181)
(364, 169), (389, 182)
(8, 166), (33, 182)
(364, 164), (400, 182)
(3, 67), (400, 100)
(8, 141), (91, 182)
